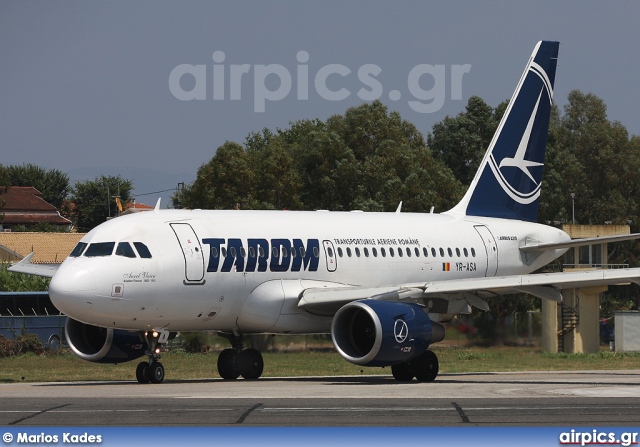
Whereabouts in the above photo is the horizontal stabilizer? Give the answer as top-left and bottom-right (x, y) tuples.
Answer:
(521, 233), (640, 252)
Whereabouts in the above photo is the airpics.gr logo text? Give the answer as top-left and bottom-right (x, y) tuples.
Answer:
(169, 51), (471, 113)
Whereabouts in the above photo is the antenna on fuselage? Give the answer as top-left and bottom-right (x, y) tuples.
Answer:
(154, 198), (161, 212)
(396, 202), (402, 213)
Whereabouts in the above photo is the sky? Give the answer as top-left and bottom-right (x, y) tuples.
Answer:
(2, 1), (640, 205)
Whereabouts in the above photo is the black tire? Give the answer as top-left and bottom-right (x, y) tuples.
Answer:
(238, 348), (264, 380)
(391, 362), (414, 381)
(217, 348), (240, 380)
(413, 350), (439, 382)
(150, 361), (165, 384)
(136, 361), (150, 384)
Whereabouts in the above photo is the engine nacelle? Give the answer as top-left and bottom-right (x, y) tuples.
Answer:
(331, 300), (445, 367)
(65, 318), (147, 364)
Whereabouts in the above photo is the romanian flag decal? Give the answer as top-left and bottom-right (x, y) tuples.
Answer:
(443, 262), (450, 271)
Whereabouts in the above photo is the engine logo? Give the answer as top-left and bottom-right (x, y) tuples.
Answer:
(394, 319), (409, 344)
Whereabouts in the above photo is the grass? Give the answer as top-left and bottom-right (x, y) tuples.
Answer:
(2, 345), (640, 383)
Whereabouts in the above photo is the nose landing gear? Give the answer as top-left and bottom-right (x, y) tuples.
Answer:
(135, 329), (170, 384)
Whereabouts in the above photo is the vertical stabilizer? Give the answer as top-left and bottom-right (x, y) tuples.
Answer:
(447, 41), (559, 222)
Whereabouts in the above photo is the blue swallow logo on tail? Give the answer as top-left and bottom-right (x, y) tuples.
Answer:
(448, 41), (559, 222)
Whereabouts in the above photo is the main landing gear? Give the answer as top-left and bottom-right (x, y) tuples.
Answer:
(217, 332), (264, 380)
(391, 349), (439, 382)
(136, 330), (171, 384)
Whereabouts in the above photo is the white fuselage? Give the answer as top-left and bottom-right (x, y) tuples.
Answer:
(48, 209), (569, 334)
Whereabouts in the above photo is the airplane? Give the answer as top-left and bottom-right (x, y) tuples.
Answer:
(10, 40), (640, 384)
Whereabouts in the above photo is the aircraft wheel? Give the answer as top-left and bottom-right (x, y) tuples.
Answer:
(47, 335), (61, 353)
(238, 348), (264, 380)
(150, 361), (165, 384)
(391, 362), (414, 381)
(413, 350), (438, 382)
(136, 361), (150, 384)
(217, 348), (240, 380)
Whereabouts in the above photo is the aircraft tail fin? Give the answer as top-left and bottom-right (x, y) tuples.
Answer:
(447, 41), (559, 222)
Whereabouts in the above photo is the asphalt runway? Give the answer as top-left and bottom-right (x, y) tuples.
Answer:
(2, 370), (640, 426)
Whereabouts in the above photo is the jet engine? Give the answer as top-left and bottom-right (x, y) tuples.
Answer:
(65, 318), (147, 364)
(331, 300), (445, 367)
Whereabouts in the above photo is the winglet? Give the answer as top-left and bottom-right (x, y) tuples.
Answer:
(19, 252), (35, 265)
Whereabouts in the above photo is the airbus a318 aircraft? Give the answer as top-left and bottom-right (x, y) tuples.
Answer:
(11, 41), (640, 384)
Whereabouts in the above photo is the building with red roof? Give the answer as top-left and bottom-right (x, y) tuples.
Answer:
(0, 186), (73, 232)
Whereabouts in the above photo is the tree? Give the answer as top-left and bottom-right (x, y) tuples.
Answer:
(0, 165), (9, 216)
(0, 263), (50, 292)
(70, 175), (133, 231)
(179, 101), (465, 213)
(428, 96), (507, 185)
(0, 165), (9, 192)
(179, 142), (255, 210)
(539, 91), (640, 230)
(6, 164), (70, 210)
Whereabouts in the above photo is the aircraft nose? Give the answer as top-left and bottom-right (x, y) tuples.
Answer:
(49, 264), (97, 314)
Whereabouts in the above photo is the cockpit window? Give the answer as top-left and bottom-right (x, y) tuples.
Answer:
(69, 242), (88, 257)
(116, 242), (136, 258)
(133, 242), (152, 259)
(84, 242), (116, 257)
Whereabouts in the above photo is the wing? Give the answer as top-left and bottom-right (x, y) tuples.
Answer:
(298, 268), (640, 316)
(7, 253), (58, 278)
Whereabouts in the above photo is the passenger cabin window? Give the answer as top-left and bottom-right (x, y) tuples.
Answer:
(69, 242), (88, 257)
(134, 242), (153, 259)
(84, 242), (115, 257)
(116, 242), (136, 258)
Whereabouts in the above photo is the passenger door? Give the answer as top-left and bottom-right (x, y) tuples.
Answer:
(170, 223), (206, 284)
